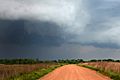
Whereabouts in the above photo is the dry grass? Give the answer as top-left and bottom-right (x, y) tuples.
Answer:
(85, 62), (120, 73)
(0, 63), (52, 80)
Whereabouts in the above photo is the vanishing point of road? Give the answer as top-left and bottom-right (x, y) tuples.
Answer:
(39, 64), (111, 80)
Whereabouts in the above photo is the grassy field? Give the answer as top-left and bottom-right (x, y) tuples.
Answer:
(2, 59), (120, 80)
(80, 62), (120, 80)
(0, 63), (61, 80)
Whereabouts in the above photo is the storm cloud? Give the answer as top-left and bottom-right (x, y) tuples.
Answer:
(0, 0), (120, 59)
(0, 20), (65, 46)
(0, 0), (90, 33)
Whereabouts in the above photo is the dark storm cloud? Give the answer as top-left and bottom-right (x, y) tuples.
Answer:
(0, 19), (66, 59)
(1, 0), (120, 59)
(0, 20), (65, 46)
(1, 0), (120, 48)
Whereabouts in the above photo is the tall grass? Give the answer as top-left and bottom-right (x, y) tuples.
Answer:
(0, 63), (52, 80)
(87, 62), (120, 73)
(81, 62), (120, 80)
(10, 65), (61, 80)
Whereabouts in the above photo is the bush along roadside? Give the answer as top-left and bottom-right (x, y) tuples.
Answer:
(80, 65), (120, 80)
(9, 65), (62, 80)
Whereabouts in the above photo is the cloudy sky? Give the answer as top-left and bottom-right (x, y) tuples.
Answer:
(0, 0), (120, 60)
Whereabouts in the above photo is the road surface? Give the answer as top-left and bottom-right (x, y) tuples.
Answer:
(39, 65), (111, 80)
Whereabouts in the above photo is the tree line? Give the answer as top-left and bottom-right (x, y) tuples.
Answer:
(0, 59), (84, 64)
(0, 59), (38, 64)
(89, 59), (120, 62)
(0, 59), (120, 64)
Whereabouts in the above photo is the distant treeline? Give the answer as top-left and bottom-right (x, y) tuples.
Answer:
(88, 59), (120, 62)
(0, 59), (83, 64)
(0, 59), (120, 64)
(58, 59), (120, 64)
(0, 59), (39, 64)
(58, 59), (84, 64)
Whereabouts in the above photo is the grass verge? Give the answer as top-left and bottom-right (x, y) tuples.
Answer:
(9, 65), (62, 80)
(80, 64), (120, 80)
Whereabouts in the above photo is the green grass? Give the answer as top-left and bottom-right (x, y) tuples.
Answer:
(80, 65), (120, 80)
(9, 65), (62, 80)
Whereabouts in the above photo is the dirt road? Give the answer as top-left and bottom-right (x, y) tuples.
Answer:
(39, 65), (111, 80)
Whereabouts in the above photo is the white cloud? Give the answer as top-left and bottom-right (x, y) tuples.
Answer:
(0, 0), (90, 34)
(97, 18), (120, 44)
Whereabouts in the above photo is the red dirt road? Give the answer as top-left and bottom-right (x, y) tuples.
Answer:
(39, 65), (111, 80)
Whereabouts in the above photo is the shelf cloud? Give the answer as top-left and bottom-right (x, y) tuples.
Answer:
(0, 0), (90, 33)
(0, 0), (120, 59)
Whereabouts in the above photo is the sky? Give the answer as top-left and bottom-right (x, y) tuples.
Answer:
(0, 0), (120, 60)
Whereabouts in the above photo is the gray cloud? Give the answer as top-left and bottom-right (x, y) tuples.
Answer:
(0, 20), (65, 46)
(68, 0), (120, 48)
(0, 0), (120, 59)
(0, 0), (120, 48)
(1, 0), (120, 47)
(0, 0), (90, 34)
